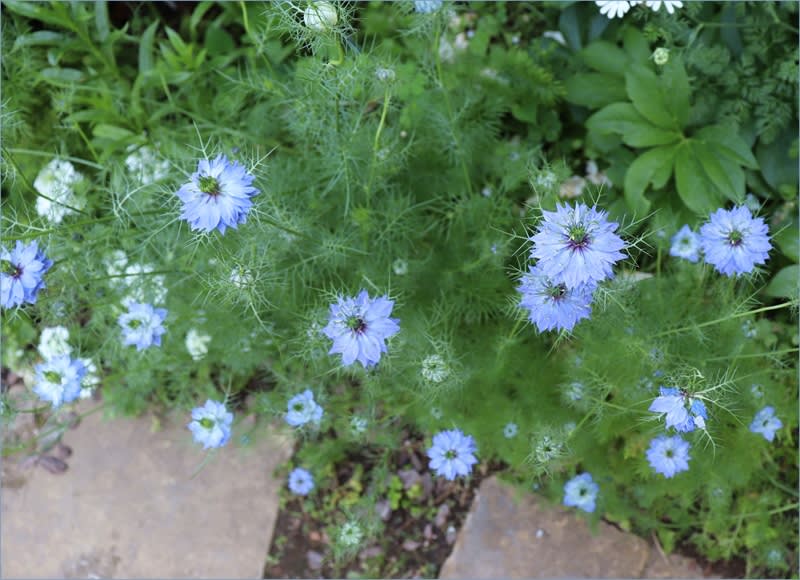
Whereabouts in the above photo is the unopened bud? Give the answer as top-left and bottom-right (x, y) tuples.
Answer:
(653, 47), (669, 66)
(304, 1), (338, 31)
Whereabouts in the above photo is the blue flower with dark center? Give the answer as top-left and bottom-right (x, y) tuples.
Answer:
(699, 206), (771, 276)
(288, 467), (315, 495)
(529, 203), (626, 289)
(646, 435), (691, 478)
(749, 406), (782, 442)
(669, 225), (701, 262)
(188, 399), (233, 449)
(176, 155), (259, 235)
(563, 473), (599, 513)
(118, 302), (168, 350)
(0, 240), (53, 309)
(517, 264), (595, 333)
(33, 356), (86, 407)
(649, 387), (707, 432)
(322, 290), (400, 368)
(285, 389), (323, 427)
(427, 429), (478, 480)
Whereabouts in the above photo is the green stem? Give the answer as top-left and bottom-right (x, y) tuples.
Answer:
(1, 209), (164, 242)
(652, 301), (795, 338)
(364, 88), (392, 207)
(704, 348), (799, 362)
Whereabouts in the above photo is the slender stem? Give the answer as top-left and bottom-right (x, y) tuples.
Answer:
(704, 348), (799, 362)
(1, 209), (164, 242)
(652, 301), (795, 338)
(364, 88), (392, 207)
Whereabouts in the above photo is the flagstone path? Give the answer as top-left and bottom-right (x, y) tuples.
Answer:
(1, 395), (293, 579)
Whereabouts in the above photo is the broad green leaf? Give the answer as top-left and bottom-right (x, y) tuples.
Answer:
(92, 124), (135, 141)
(39, 67), (84, 84)
(558, 5), (582, 51)
(623, 145), (677, 215)
(756, 128), (798, 194)
(773, 221), (799, 262)
(204, 25), (235, 56)
(190, 1), (216, 36)
(763, 266), (799, 299)
(13, 31), (69, 50)
(674, 142), (722, 214)
(625, 65), (676, 130)
(661, 57), (690, 129)
(580, 41), (629, 76)
(2, 0), (75, 29)
(95, 0), (110, 41)
(714, 154), (745, 204)
(694, 125), (758, 169)
(623, 28), (651, 65)
(565, 73), (627, 108)
(694, 141), (742, 203)
(139, 21), (159, 75)
(587, 103), (680, 147)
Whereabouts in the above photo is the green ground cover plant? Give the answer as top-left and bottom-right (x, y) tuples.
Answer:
(2, 1), (797, 577)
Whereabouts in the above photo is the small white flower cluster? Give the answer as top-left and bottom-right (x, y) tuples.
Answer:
(105, 250), (168, 306)
(421, 354), (450, 383)
(185, 328), (212, 361)
(33, 159), (85, 224)
(38, 326), (99, 399)
(124, 145), (170, 186)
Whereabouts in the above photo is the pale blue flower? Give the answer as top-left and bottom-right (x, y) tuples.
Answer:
(749, 406), (782, 442)
(529, 203), (626, 289)
(699, 206), (771, 276)
(118, 302), (167, 350)
(414, 0), (442, 13)
(649, 387), (707, 433)
(176, 155), (259, 235)
(518, 265), (595, 333)
(646, 435), (690, 478)
(503, 422), (518, 438)
(322, 290), (400, 368)
(285, 389), (323, 427)
(427, 429), (478, 480)
(33, 356), (86, 407)
(0, 241), (53, 309)
(187, 399), (233, 449)
(670, 225), (700, 262)
(563, 472), (599, 513)
(288, 467), (314, 495)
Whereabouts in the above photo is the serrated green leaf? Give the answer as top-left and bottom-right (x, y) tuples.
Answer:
(661, 57), (690, 129)
(625, 65), (676, 130)
(565, 73), (627, 108)
(580, 41), (629, 76)
(623, 145), (676, 215)
(694, 125), (758, 169)
(674, 142), (722, 214)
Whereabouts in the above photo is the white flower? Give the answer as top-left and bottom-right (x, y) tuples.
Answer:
(439, 37), (455, 62)
(350, 416), (368, 434)
(38, 326), (72, 360)
(595, 1), (638, 19)
(645, 1), (683, 14)
(585, 160), (612, 187)
(533, 171), (558, 192)
(185, 328), (211, 361)
(338, 521), (363, 547)
(415, 0), (442, 14)
(503, 422), (518, 438)
(125, 145), (170, 186)
(559, 176), (586, 199)
(481, 186), (493, 197)
(79, 357), (100, 399)
(421, 355), (450, 383)
(652, 47), (670, 66)
(230, 267), (254, 289)
(304, 1), (338, 31)
(392, 259), (408, 276)
(542, 31), (566, 46)
(33, 159), (85, 223)
(565, 381), (585, 402)
(376, 67), (396, 83)
(431, 406), (443, 419)
(121, 263), (167, 306)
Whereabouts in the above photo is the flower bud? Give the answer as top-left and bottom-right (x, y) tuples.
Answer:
(304, 1), (338, 31)
(653, 47), (669, 66)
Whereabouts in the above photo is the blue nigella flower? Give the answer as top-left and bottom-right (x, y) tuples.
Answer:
(33, 355), (86, 407)
(749, 406), (782, 442)
(646, 435), (691, 478)
(414, 0), (442, 13)
(427, 428), (478, 480)
(118, 302), (168, 350)
(669, 225), (701, 262)
(176, 155), (259, 235)
(649, 387), (707, 432)
(503, 422), (519, 438)
(187, 399), (233, 449)
(529, 202), (626, 289)
(517, 264), (595, 333)
(322, 290), (400, 368)
(699, 206), (771, 276)
(0, 240), (53, 309)
(563, 472), (599, 513)
(285, 389), (323, 427)
(288, 467), (315, 495)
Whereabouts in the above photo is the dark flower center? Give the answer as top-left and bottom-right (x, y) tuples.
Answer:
(445, 449), (457, 459)
(128, 319), (142, 329)
(727, 229), (744, 246)
(44, 371), (62, 383)
(547, 283), (568, 302)
(199, 417), (215, 429)
(567, 224), (590, 250)
(293, 403), (304, 412)
(198, 175), (221, 197)
(346, 316), (367, 334)
(1, 260), (21, 278)
(665, 449), (674, 458)
(578, 487), (587, 496)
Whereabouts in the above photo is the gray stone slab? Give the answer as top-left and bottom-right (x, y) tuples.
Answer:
(2, 400), (293, 579)
(439, 475), (650, 579)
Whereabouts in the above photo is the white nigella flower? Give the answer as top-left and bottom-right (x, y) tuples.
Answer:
(125, 145), (170, 186)
(33, 158), (85, 223)
(392, 259), (408, 276)
(652, 47), (670, 66)
(338, 521), (363, 547)
(121, 263), (167, 306)
(645, 0), (683, 14)
(503, 422), (519, 438)
(185, 328), (212, 361)
(585, 160), (612, 187)
(376, 67), (396, 83)
(350, 415), (368, 434)
(595, 1), (639, 19)
(38, 326), (72, 360)
(230, 267), (254, 289)
(421, 354), (450, 383)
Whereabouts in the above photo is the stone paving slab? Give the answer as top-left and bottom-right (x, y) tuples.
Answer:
(439, 475), (708, 579)
(1, 399), (293, 579)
